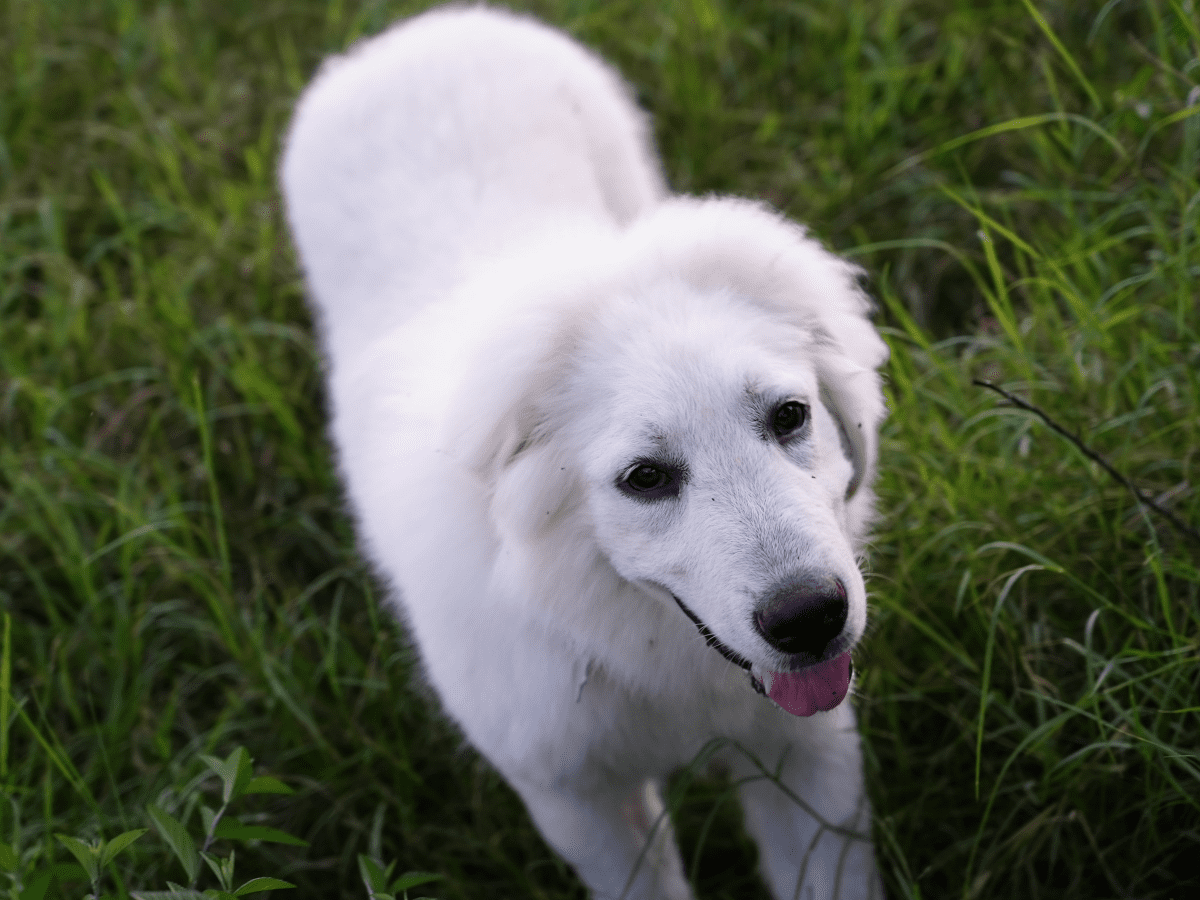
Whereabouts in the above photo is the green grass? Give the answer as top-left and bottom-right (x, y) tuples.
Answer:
(2, 0), (1197, 897)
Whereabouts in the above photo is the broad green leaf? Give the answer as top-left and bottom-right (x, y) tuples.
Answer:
(233, 877), (296, 895)
(242, 776), (292, 796)
(357, 854), (394, 890)
(0, 841), (18, 871)
(147, 804), (199, 884)
(391, 872), (443, 892)
(214, 820), (308, 847)
(54, 834), (99, 882)
(200, 747), (254, 803)
(202, 891), (238, 900)
(200, 754), (231, 802)
(100, 828), (149, 868)
(165, 882), (207, 898)
(201, 849), (235, 890)
(226, 748), (255, 801)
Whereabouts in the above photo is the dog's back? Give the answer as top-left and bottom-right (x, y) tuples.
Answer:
(280, 7), (664, 365)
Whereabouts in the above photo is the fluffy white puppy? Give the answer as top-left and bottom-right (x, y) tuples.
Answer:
(281, 6), (888, 899)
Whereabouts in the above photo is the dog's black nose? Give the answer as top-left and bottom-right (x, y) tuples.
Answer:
(754, 574), (848, 657)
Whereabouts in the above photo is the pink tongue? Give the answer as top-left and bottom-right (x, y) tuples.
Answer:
(767, 653), (852, 716)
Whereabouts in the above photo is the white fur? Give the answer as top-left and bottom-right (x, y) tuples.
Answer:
(281, 6), (888, 899)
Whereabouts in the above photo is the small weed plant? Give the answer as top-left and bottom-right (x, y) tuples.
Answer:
(0, 741), (436, 900)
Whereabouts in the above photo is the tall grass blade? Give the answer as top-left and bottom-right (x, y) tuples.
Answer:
(1020, 0), (1102, 109)
(0, 613), (9, 780)
(191, 373), (230, 586)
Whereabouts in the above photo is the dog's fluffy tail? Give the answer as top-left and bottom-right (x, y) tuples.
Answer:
(280, 6), (665, 364)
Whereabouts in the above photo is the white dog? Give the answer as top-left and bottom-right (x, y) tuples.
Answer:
(281, 6), (888, 899)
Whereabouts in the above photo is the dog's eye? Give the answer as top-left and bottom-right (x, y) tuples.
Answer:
(771, 401), (808, 441)
(626, 464), (668, 492)
(619, 463), (678, 499)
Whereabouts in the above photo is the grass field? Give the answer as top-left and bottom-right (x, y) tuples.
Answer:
(2, 0), (1198, 897)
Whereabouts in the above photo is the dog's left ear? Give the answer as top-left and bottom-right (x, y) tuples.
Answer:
(812, 286), (889, 502)
(818, 349), (885, 501)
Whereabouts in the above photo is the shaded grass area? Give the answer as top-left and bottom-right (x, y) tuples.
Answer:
(2, 0), (1197, 897)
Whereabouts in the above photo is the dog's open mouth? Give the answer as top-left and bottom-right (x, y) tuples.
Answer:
(754, 655), (852, 716)
(672, 595), (852, 716)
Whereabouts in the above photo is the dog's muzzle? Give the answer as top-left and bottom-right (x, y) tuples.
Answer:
(671, 591), (856, 712)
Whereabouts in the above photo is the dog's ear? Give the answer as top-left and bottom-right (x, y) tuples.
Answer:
(492, 437), (580, 542)
(818, 347), (885, 502)
(811, 279), (889, 502)
(455, 373), (590, 608)
(447, 313), (583, 545)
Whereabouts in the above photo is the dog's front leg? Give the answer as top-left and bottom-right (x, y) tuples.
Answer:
(512, 776), (693, 900)
(730, 707), (883, 900)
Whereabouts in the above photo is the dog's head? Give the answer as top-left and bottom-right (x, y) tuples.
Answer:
(452, 199), (888, 715)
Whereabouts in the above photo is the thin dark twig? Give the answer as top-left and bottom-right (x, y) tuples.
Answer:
(974, 380), (1200, 546)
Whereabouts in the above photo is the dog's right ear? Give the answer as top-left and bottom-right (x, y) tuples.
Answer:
(450, 362), (589, 612)
(446, 309), (582, 546)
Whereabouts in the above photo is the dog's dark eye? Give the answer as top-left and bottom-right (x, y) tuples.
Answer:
(619, 463), (678, 499)
(626, 464), (668, 492)
(771, 401), (808, 441)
